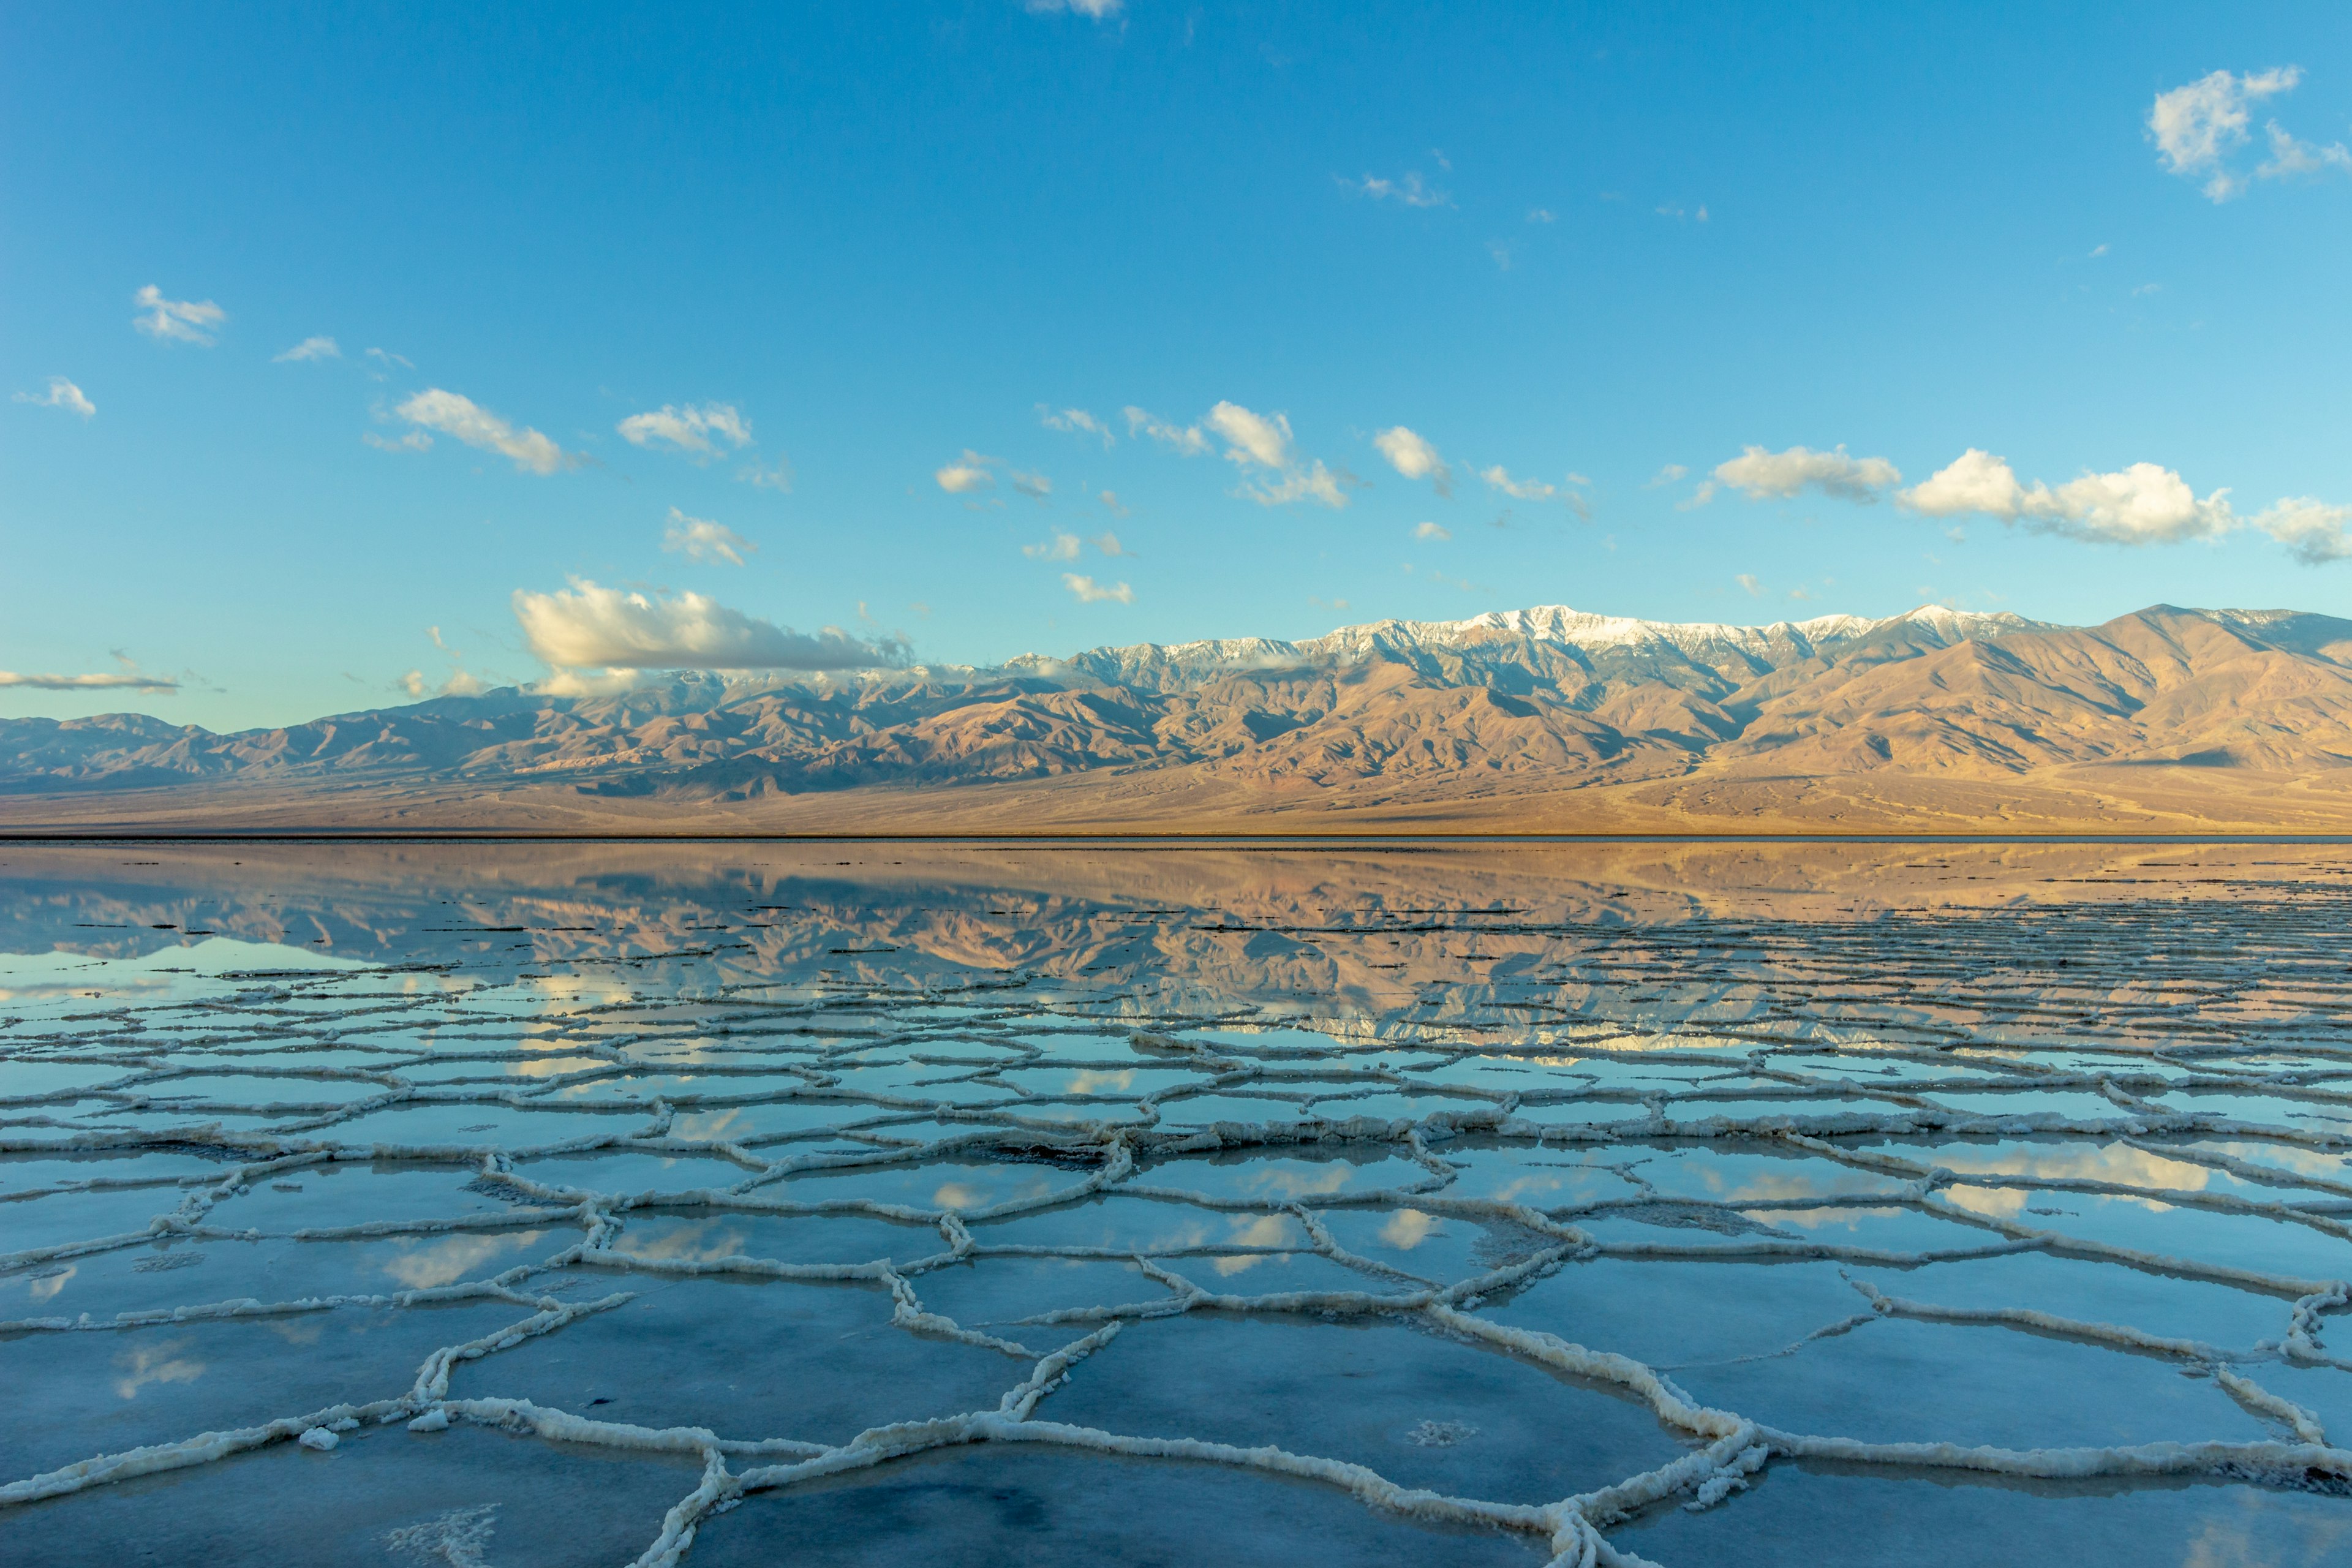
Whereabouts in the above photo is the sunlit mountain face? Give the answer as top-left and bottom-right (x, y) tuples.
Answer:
(7, 606), (2352, 833)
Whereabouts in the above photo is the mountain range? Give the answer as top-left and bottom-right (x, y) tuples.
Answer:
(9, 602), (2352, 834)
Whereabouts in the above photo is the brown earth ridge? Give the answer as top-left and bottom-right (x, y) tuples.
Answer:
(10, 602), (2352, 834)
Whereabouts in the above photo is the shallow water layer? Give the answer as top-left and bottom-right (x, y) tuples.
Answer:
(2, 839), (2350, 1566)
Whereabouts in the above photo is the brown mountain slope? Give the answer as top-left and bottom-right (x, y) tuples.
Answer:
(11, 603), (2352, 832)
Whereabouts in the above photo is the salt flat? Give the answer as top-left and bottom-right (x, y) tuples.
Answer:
(1, 842), (2348, 1566)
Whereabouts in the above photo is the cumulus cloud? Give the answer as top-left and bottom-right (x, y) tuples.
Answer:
(1709, 444), (1901, 503)
(1011, 469), (1052, 500)
(2149, 67), (2315, 200)
(2258, 121), (2352, 181)
(935, 450), (995, 493)
(1205, 401), (1294, 469)
(1040, 405), (1115, 446)
(513, 580), (900, 673)
(15, 377), (94, 418)
(1244, 460), (1349, 508)
(617, 402), (751, 459)
(2253, 497), (2352, 564)
(275, 336), (341, 363)
(0, 668), (177, 691)
(1374, 426), (1451, 494)
(1899, 448), (2235, 545)
(1061, 573), (1134, 604)
(662, 508), (756, 566)
(1414, 521), (1451, 541)
(396, 390), (571, 474)
(1341, 172), (1451, 208)
(1024, 532), (1082, 560)
(1124, 406), (1211, 456)
(132, 285), (225, 345)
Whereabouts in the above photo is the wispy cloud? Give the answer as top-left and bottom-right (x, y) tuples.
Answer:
(1011, 469), (1052, 500)
(1094, 530), (1131, 557)
(1025, 0), (1123, 17)
(132, 285), (225, 345)
(1414, 521), (1452, 541)
(1099, 489), (1131, 517)
(1477, 464), (1591, 518)
(662, 508), (756, 566)
(1735, 573), (1763, 597)
(2255, 498), (2352, 564)
(1024, 532), (1082, 561)
(1061, 573), (1134, 604)
(617, 402), (751, 459)
(1206, 400), (1351, 508)
(364, 429), (433, 454)
(15, 377), (94, 418)
(935, 450), (996, 493)
(1374, 426), (1451, 495)
(1708, 444), (1901, 504)
(0, 668), (177, 692)
(737, 458), (791, 491)
(1341, 171), (1452, 208)
(2148, 66), (2335, 200)
(1646, 464), (1687, 488)
(274, 336), (341, 363)
(1040, 405), (1115, 446)
(514, 580), (900, 674)
(1125, 406), (1211, 456)
(396, 390), (572, 474)
(1900, 448), (2234, 545)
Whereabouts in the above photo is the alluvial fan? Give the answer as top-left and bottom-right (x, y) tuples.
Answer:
(2, 842), (2350, 1566)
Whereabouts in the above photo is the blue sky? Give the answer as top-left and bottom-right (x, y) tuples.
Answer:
(6, 2), (2351, 730)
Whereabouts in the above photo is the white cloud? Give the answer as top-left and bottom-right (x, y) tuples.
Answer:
(1528, 207), (1556, 223)
(935, 450), (995, 493)
(1025, 0), (1122, 15)
(1342, 172), (1451, 208)
(1243, 459), (1348, 508)
(396, 390), (571, 474)
(662, 508), (756, 566)
(1899, 448), (2235, 545)
(15, 377), (94, 418)
(398, 669), (426, 698)
(1374, 426), (1451, 494)
(132, 285), (225, 345)
(2149, 67), (2306, 200)
(1099, 489), (1130, 517)
(1061, 573), (1134, 604)
(617, 402), (752, 459)
(1736, 573), (1763, 597)
(274, 336), (341, 363)
(2258, 121), (2352, 181)
(737, 458), (792, 491)
(1124, 406), (1211, 456)
(513, 580), (899, 672)
(1646, 464), (1688, 487)
(1205, 401), (1294, 469)
(1094, 530), (1130, 556)
(364, 429), (432, 454)
(1040, 405), (1115, 446)
(2254, 497), (2352, 564)
(1479, 465), (1558, 501)
(0, 668), (176, 691)
(1711, 444), (1901, 503)
(1011, 469), (1052, 500)
(1024, 532), (1082, 561)
(1414, 521), (1452, 541)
